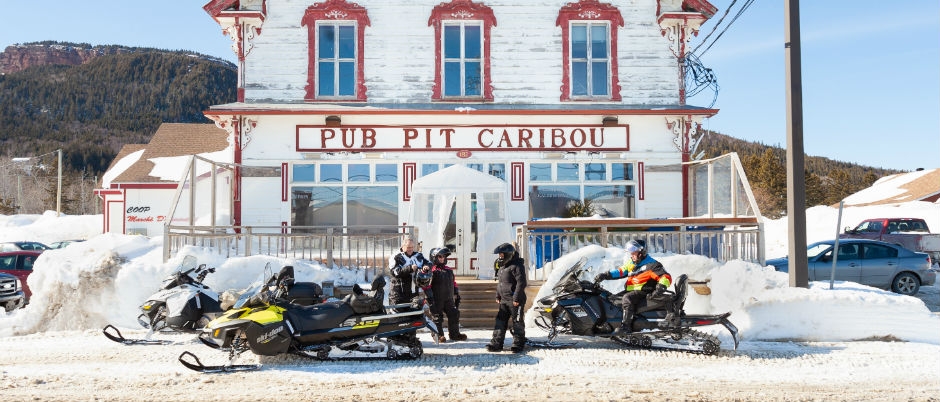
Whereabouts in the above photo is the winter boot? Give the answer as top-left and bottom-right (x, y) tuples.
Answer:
(437, 334), (447, 343)
(449, 333), (468, 341)
(485, 329), (505, 352)
(660, 312), (679, 329)
(510, 337), (526, 353)
(612, 311), (634, 336)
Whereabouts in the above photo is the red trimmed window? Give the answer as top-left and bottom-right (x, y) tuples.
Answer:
(556, 0), (623, 101)
(429, 0), (496, 101)
(302, 0), (370, 101)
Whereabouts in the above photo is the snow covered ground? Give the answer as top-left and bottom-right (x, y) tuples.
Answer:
(2, 198), (940, 400)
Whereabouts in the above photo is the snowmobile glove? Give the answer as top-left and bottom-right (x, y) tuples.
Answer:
(594, 272), (611, 283)
(455, 294), (461, 308)
(650, 284), (667, 299)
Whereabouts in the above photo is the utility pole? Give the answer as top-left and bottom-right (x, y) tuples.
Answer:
(57, 149), (62, 217)
(785, 0), (808, 288)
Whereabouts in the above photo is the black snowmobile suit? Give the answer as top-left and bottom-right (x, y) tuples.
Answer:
(490, 253), (527, 350)
(429, 262), (462, 339)
(390, 251), (431, 306)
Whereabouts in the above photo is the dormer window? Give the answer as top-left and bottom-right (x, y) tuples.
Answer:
(429, 0), (496, 101)
(557, 0), (623, 101)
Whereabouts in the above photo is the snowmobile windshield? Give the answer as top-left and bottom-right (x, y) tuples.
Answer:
(233, 262), (276, 309)
(162, 255), (199, 289)
(552, 258), (589, 295)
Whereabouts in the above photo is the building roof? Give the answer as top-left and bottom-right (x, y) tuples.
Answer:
(842, 168), (940, 207)
(108, 123), (230, 185)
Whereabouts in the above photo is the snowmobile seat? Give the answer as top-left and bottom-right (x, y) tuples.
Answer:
(285, 301), (355, 331)
(342, 276), (387, 315)
(285, 282), (323, 306)
(672, 274), (688, 310)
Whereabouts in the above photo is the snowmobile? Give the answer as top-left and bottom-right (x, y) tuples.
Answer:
(531, 258), (738, 355)
(104, 257), (326, 345)
(103, 255), (224, 345)
(179, 263), (432, 373)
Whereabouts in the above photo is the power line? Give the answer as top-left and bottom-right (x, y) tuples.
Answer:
(694, 0), (756, 58)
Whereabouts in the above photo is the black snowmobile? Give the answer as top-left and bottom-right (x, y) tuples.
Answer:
(532, 258), (738, 355)
(179, 263), (432, 373)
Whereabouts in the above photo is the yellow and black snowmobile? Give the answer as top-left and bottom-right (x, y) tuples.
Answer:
(179, 263), (431, 373)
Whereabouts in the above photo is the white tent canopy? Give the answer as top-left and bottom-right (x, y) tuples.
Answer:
(407, 165), (514, 279)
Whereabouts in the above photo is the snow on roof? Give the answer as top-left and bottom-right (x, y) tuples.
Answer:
(107, 123), (231, 185)
(101, 149), (144, 189)
(842, 168), (940, 206)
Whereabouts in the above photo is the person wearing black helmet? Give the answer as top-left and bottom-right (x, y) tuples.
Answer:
(486, 242), (527, 353)
(594, 239), (675, 335)
(425, 247), (467, 343)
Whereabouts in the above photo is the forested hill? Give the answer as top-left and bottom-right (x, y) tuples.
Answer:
(698, 131), (902, 217)
(0, 42), (236, 174)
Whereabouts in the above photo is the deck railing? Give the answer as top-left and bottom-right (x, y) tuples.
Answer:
(164, 225), (415, 280)
(517, 217), (764, 280)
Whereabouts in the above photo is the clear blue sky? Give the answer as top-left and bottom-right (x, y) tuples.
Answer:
(1, 0), (937, 171)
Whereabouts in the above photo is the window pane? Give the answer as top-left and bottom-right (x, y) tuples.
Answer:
(572, 62), (587, 96)
(585, 163), (606, 181)
(444, 62), (461, 96)
(530, 163), (552, 181)
(528, 185), (579, 219)
(571, 25), (587, 59)
(586, 185), (634, 218)
(318, 25), (335, 58)
(291, 188), (315, 226)
(422, 164), (440, 176)
(444, 25), (461, 58)
(348, 164), (370, 182)
(318, 62), (334, 96)
(591, 61), (608, 96)
(465, 61), (481, 96)
(347, 186), (397, 226)
(311, 187), (344, 226)
(612, 163), (634, 180)
(293, 164), (315, 182)
(590, 25), (607, 58)
(488, 163), (505, 180)
(557, 163), (579, 181)
(338, 25), (355, 58)
(338, 62), (355, 96)
(465, 25), (481, 58)
(376, 164), (397, 182)
(320, 164), (342, 182)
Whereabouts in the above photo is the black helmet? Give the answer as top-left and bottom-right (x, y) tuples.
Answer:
(625, 239), (647, 258)
(493, 243), (515, 254)
(430, 247), (451, 260)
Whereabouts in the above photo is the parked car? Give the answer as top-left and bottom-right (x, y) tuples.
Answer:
(766, 238), (937, 296)
(0, 250), (41, 299)
(47, 240), (85, 249)
(841, 218), (940, 266)
(0, 272), (26, 311)
(0, 241), (50, 252)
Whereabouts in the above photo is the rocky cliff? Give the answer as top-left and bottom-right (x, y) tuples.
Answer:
(0, 42), (134, 74)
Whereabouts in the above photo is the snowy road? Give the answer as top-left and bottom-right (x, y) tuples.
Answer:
(1, 328), (938, 402)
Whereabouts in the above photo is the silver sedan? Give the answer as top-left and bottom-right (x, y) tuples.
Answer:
(766, 238), (937, 296)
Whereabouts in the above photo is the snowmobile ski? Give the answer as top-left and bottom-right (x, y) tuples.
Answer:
(523, 338), (577, 349)
(102, 324), (176, 346)
(178, 351), (261, 373)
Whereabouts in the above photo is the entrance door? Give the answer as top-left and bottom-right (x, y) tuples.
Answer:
(442, 194), (478, 276)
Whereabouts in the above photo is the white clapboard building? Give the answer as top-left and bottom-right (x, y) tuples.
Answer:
(101, 0), (729, 274)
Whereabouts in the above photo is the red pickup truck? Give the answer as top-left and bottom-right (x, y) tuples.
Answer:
(840, 218), (940, 267)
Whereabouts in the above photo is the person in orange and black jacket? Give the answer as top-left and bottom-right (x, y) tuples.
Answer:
(594, 239), (675, 335)
(486, 242), (527, 353)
